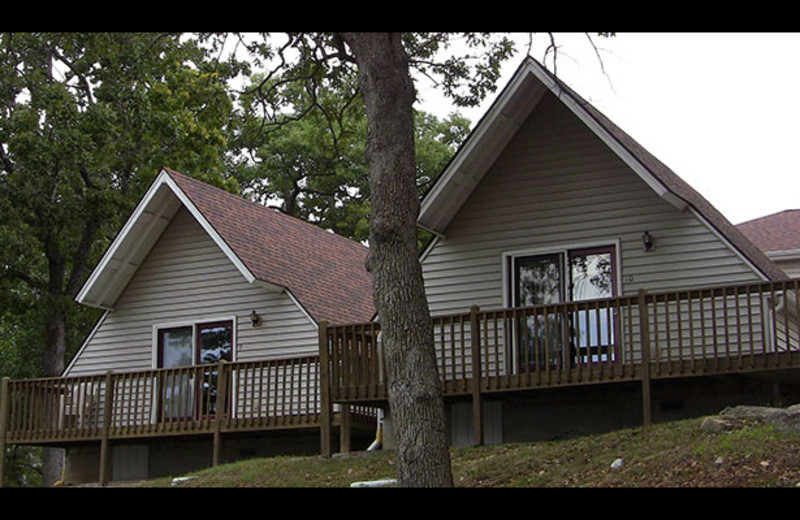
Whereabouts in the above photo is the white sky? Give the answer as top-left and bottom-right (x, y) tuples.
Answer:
(416, 32), (800, 225)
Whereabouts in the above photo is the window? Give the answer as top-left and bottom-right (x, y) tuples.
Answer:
(508, 245), (618, 368)
(157, 320), (233, 419)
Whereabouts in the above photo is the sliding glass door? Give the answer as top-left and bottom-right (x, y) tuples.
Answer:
(511, 245), (617, 369)
(157, 321), (233, 420)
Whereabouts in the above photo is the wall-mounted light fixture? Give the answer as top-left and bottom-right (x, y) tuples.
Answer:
(250, 310), (262, 327)
(642, 231), (654, 252)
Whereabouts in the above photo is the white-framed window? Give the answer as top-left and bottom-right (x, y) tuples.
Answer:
(154, 318), (235, 419)
(503, 244), (620, 368)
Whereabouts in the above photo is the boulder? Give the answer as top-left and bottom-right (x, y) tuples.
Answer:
(704, 404), (800, 434)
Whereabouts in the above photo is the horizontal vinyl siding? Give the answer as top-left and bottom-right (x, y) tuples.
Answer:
(67, 208), (318, 377)
(423, 93), (762, 316)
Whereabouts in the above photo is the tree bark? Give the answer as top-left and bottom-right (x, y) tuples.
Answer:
(41, 304), (66, 486)
(339, 32), (453, 487)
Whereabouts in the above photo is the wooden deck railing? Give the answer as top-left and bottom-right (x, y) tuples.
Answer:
(1, 355), (345, 446)
(2, 279), (799, 484)
(0, 354), (379, 485)
(324, 280), (800, 403)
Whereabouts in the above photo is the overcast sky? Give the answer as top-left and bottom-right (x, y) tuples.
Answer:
(417, 32), (800, 225)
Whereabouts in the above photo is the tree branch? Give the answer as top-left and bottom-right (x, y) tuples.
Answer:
(0, 143), (13, 173)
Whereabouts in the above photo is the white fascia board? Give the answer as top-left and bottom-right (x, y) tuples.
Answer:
(62, 310), (109, 377)
(689, 206), (770, 282)
(76, 169), (257, 309)
(418, 59), (686, 236)
(76, 170), (175, 306)
(418, 64), (536, 232)
(282, 288), (318, 329)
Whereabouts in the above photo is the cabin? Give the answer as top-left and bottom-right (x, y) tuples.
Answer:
(321, 57), (800, 448)
(1, 168), (377, 485)
(3, 57), (800, 487)
(738, 210), (800, 279)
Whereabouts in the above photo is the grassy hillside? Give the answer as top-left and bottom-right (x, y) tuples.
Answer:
(131, 414), (800, 488)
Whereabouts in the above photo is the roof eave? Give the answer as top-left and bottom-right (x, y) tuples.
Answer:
(76, 169), (258, 310)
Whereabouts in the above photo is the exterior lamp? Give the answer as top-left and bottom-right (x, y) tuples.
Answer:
(250, 310), (262, 327)
(642, 231), (654, 252)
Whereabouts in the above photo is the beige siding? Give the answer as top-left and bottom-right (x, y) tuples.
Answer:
(422, 93), (763, 317)
(66, 208), (318, 377)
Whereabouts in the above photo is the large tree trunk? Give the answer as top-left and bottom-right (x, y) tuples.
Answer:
(41, 305), (67, 486)
(340, 32), (453, 487)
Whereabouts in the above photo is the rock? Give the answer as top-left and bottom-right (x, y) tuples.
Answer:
(171, 476), (197, 487)
(610, 458), (624, 470)
(701, 416), (742, 432)
(350, 478), (398, 488)
(718, 405), (800, 434)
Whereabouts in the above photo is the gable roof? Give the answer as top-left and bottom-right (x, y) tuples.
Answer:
(418, 57), (788, 282)
(738, 209), (800, 253)
(77, 168), (375, 325)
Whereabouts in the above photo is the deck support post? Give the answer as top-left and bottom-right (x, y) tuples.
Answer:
(638, 290), (652, 427)
(0, 377), (9, 488)
(339, 404), (352, 453)
(319, 321), (333, 458)
(470, 306), (484, 446)
(213, 360), (229, 467)
(98, 370), (114, 486)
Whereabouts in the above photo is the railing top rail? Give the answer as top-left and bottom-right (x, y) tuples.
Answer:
(6, 354), (322, 387)
(324, 279), (800, 332)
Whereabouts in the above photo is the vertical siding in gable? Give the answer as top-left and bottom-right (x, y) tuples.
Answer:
(66, 207), (318, 377)
(422, 93), (762, 317)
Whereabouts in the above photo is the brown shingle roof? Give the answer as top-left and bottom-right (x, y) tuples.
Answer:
(164, 168), (375, 325)
(737, 209), (800, 253)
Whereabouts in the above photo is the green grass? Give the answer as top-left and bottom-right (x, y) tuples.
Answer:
(134, 416), (800, 488)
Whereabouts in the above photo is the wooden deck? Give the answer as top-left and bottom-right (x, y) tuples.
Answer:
(2, 279), (799, 485)
(322, 280), (800, 442)
(0, 356), (376, 485)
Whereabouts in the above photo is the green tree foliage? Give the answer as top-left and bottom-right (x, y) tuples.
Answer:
(0, 33), (238, 378)
(229, 67), (471, 244)
(0, 32), (240, 485)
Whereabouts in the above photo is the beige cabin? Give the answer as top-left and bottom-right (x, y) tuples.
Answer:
(3, 58), (800, 487)
(5, 168), (377, 484)
(322, 58), (800, 447)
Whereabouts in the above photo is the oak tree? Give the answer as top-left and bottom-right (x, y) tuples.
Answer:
(233, 32), (515, 486)
(0, 32), (238, 485)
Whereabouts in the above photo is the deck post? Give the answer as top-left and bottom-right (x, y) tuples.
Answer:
(213, 360), (229, 467)
(98, 370), (115, 486)
(638, 290), (652, 427)
(318, 321), (333, 458)
(470, 305), (484, 446)
(0, 377), (9, 488)
(339, 404), (352, 453)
